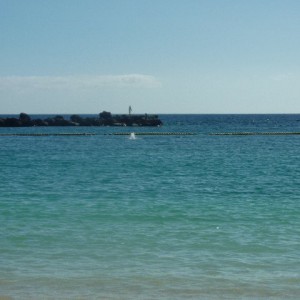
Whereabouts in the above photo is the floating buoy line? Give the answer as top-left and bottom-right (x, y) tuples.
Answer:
(1, 132), (300, 137)
(209, 132), (300, 136)
(109, 132), (197, 136)
(0, 133), (95, 136)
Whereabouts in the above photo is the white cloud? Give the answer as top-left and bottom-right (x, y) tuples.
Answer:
(0, 74), (161, 91)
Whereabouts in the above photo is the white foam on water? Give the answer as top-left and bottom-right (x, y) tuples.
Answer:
(129, 132), (136, 140)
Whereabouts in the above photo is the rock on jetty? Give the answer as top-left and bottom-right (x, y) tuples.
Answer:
(0, 112), (163, 127)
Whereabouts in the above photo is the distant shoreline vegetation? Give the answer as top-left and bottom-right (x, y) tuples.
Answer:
(0, 112), (163, 127)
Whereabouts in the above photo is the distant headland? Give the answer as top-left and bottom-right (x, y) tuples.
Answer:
(0, 111), (163, 127)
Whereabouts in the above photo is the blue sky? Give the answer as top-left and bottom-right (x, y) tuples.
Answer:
(1, 0), (300, 114)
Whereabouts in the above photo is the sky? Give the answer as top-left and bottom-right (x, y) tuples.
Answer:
(1, 0), (300, 114)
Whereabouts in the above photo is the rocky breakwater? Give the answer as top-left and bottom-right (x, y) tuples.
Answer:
(0, 112), (163, 127)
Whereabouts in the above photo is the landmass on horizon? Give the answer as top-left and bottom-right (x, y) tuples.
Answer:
(0, 111), (163, 127)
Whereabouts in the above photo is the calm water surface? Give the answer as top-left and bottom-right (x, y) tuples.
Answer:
(0, 115), (300, 299)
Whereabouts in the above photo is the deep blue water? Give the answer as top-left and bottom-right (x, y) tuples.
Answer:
(0, 114), (300, 299)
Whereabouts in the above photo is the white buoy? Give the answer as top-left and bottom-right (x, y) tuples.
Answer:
(129, 132), (136, 140)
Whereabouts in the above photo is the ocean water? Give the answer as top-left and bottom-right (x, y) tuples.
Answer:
(0, 114), (300, 299)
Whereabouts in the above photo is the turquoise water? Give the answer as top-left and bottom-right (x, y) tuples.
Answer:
(1, 115), (300, 299)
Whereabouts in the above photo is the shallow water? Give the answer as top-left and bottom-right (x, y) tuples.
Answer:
(0, 115), (300, 299)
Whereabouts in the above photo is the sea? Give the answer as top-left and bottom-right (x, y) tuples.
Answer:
(0, 114), (300, 300)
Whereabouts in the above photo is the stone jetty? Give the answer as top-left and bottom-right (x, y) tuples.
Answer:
(0, 112), (163, 127)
